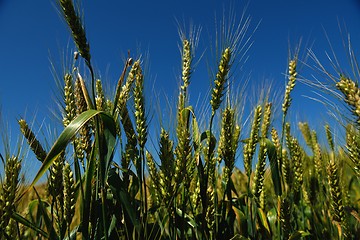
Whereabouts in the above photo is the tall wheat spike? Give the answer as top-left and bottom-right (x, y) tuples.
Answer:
(210, 47), (231, 114)
(59, 0), (91, 65)
(134, 63), (147, 149)
(63, 73), (76, 127)
(282, 58), (297, 117)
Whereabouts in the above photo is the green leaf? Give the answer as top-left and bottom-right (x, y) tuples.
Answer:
(11, 212), (49, 238)
(107, 168), (141, 233)
(257, 207), (271, 237)
(29, 109), (104, 189)
(34, 188), (57, 239)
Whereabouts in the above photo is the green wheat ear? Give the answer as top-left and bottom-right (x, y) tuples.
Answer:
(63, 161), (75, 230)
(282, 58), (297, 117)
(327, 159), (350, 238)
(345, 124), (360, 178)
(59, 0), (91, 65)
(134, 63), (147, 149)
(63, 73), (76, 127)
(243, 105), (262, 178)
(219, 107), (240, 185)
(0, 156), (21, 237)
(18, 119), (47, 162)
(210, 47), (231, 114)
(336, 76), (360, 125)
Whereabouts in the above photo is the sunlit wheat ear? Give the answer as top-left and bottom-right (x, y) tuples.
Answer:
(74, 77), (92, 164)
(146, 151), (160, 205)
(282, 58), (297, 117)
(178, 38), (192, 112)
(158, 128), (175, 202)
(311, 130), (323, 178)
(48, 152), (65, 205)
(63, 73), (76, 127)
(271, 128), (282, 169)
(181, 39), (192, 91)
(134, 63), (147, 149)
(210, 47), (231, 114)
(206, 184), (215, 237)
(190, 176), (201, 213)
(327, 159), (349, 238)
(63, 162), (75, 229)
(284, 122), (292, 150)
(336, 76), (360, 125)
(18, 119), (47, 162)
(260, 102), (272, 138)
(345, 124), (360, 178)
(282, 148), (291, 188)
(95, 79), (106, 111)
(117, 60), (140, 112)
(252, 140), (267, 208)
(219, 107), (240, 185)
(298, 122), (312, 149)
(0, 156), (21, 235)
(174, 119), (191, 185)
(325, 124), (335, 152)
(289, 137), (303, 195)
(243, 105), (262, 178)
(59, 0), (91, 65)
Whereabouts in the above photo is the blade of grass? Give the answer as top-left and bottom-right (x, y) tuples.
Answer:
(28, 109), (106, 189)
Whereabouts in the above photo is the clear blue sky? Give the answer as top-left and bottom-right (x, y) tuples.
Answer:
(1, 0), (360, 177)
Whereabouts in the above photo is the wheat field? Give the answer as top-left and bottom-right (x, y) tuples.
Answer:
(1, 0), (360, 239)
